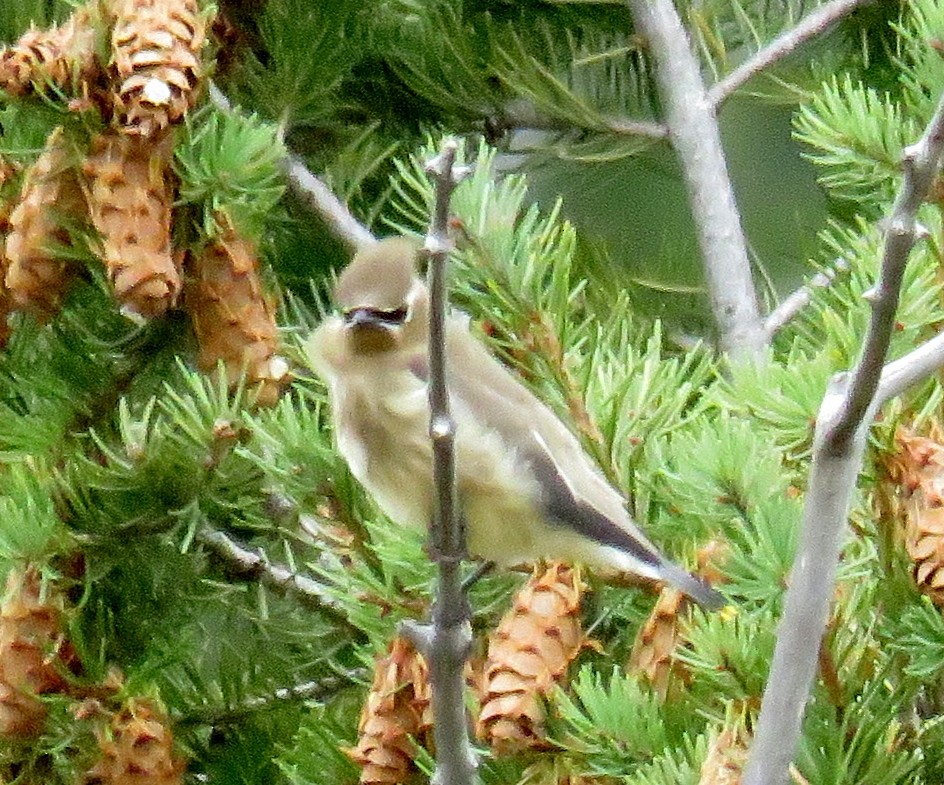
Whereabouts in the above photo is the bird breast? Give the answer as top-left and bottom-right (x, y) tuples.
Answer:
(328, 360), (543, 560)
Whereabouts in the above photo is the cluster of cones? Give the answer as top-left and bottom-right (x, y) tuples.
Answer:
(0, 565), (185, 784)
(319, 420), (944, 785)
(0, 0), (286, 405)
(347, 563), (589, 785)
(0, 554), (751, 784)
(347, 561), (742, 785)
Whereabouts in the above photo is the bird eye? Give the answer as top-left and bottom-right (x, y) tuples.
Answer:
(375, 307), (409, 324)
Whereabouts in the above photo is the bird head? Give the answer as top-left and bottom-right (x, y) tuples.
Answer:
(335, 237), (428, 355)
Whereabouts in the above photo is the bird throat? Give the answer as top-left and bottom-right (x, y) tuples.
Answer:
(349, 323), (398, 354)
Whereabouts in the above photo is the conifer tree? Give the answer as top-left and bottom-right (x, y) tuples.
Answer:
(1, 2), (944, 784)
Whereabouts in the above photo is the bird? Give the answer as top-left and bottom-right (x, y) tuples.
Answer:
(305, 236), (724, 609)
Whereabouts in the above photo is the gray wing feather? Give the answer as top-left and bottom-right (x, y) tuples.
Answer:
(440, 318), (724, 609)
(524, 435), (662, 569)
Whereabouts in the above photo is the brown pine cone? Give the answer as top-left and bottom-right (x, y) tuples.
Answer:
(83, 698), (187, 785)
(627, 587), (692, 700)
(887, 426), (944, 604)
(83, 130), (180, 321)
(0, 567), (70, 738)
(477, 562), (586, 754)
(185, 214), (286, 406)
(4, 127), (85, 321)
(347, 636), (432, 785)
(0, 3), (100, 98)
(698, 726), (750, 785)
(108, 0), (208, 136)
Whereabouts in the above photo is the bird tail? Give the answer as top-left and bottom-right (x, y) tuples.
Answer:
(658, 561), (726, 610)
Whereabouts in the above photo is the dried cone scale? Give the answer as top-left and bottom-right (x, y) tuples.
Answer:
(5, 127), (86, 320)
(347, 636), (432, 785)
(84, 130), (180, 321)
(627, 587), (690, 700)
(698, 726), (750, 785)
(186, 218), (286, 406)
(84, 698), (186, 785)
(0, 157), (20, 346)
(888, 426), (944, 604)
(109, 0), (207, 136)
(0, 3), (100, 98)
(477, 562), (586, 754)
(0, 567), (70, 739)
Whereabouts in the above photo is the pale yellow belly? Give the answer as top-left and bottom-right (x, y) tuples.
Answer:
(335, 378), (554, 564)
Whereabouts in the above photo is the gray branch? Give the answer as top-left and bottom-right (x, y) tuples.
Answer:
(208, 82), (375, 253)
(763, 256), (851, 340)
(176, 670), (365, 727)
(500, 98), (668, 140)
(282, 154), (377, 252)
(743, 91), (944, 785)
(708, 0), (869, 108)
(195, 527), (355, 629)
(401, 139), (477, 785)
(627, 0), (765, 360)
(876, 330), (944, 407)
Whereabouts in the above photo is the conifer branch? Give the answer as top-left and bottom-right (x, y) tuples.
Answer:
(175, 671), (366, 727)
(708, 0), (868, 108)
(744, 90), (944, 785)
(400, 138), (476, 785)
(762, 256), (851, 340)
(627, 0), (765, 360)
(195, 527), (355, 628)
(209, 82), (375, 252)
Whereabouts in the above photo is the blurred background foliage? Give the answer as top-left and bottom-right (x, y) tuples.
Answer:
(205, 0), (905, 336)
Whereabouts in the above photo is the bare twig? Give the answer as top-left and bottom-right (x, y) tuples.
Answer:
(208, 82), (375, 252)
(425, 142), (466, 563)
(400, 138), (476, 785)
(175, 670), (366, 727)
(708, 0), (869, 108)
(195, 527), (355, 629)
(282, 154), (377, 252)
(876, 330), (944, 407)
(604, 116), (669, 138)
(627, 0), (765, 360)
(499, 98), (668, 140)
(743, 91), (944, 785)
(208, 81), (233, 111)
(763, 257), (851, 340)
(834, 148), (944, 446)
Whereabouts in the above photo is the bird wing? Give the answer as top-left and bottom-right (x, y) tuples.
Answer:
(440, 318), (665, 561)
(409, 316), (724, 609)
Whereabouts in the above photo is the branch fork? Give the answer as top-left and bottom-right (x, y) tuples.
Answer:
(744, 90), (944, 785)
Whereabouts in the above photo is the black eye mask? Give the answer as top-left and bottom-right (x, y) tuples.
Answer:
(343, 306), (409, 327)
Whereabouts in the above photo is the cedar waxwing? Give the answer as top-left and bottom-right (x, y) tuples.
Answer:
(306, 237), (724, 609)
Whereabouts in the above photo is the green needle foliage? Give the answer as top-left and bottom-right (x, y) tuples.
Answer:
(225, 0), (367, 132)
(174, 108), (287, 240)
(2, 0), (944, 783)
(551, 665), (696, 773)
(794, 76), (919, 210)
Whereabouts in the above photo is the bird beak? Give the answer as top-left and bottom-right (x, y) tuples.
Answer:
(346, 307), (382, 327)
